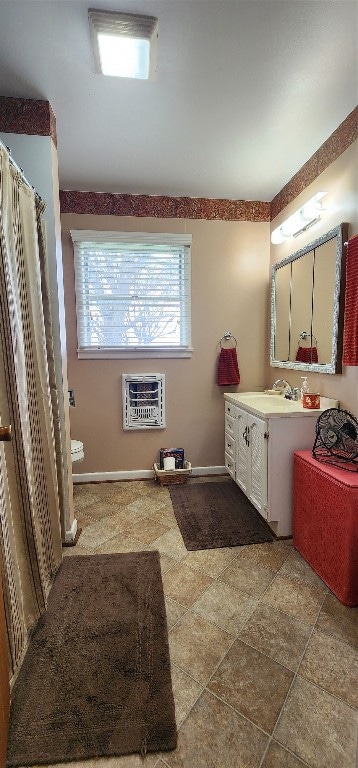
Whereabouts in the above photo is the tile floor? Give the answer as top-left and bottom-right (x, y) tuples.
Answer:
(59, 477), (358, 768)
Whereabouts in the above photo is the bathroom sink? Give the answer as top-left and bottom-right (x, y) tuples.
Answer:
(224, 392), (339, 417)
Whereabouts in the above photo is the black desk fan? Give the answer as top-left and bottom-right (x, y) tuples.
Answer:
(312, 408), (358, 472)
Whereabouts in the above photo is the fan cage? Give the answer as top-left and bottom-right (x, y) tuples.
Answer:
(312, 408), (358, 472)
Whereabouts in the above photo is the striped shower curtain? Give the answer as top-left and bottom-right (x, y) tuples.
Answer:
(0, 143), (62, 680)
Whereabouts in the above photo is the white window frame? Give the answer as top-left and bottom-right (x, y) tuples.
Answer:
(71, 230), (192, 359)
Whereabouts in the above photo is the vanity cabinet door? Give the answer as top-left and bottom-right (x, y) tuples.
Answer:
(247, 414), (268, 518)
(234, 408), (268, 519)
(236, 408), (249, 495)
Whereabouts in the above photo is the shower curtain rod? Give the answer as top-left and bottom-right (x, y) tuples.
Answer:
(0, 137), (41, 199)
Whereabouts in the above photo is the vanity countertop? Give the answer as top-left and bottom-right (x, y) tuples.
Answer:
(224, 392), (339, 418)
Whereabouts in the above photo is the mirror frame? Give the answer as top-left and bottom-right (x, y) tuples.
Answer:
(270, 222), (348, 374)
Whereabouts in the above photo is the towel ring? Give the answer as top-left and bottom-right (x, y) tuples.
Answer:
(219, 331), (237, 348)
(298, 331), (318, 347)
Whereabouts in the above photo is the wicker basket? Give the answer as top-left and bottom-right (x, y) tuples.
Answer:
(153, 461), (192, 485)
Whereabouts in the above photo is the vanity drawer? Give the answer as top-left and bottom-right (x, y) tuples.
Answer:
(225, 413), (236, 438)
(225, 452), (235, 479)
(225, 432), (235, 459)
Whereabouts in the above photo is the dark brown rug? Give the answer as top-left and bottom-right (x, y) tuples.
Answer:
(7, 552), (177, 766)
(169, 481), (274, 550)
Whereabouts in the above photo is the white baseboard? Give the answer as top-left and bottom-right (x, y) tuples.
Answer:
(72, 465), (228, 484)
(192, 466), (228, 476)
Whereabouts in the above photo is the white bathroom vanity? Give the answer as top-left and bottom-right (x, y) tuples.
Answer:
(224, 392), (338, 537)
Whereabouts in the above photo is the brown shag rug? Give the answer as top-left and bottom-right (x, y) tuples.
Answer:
(169, 481), (274, 550)
(7, 552), (177, 766)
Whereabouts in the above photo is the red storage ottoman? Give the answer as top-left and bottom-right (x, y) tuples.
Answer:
(293, 450), (358, 606)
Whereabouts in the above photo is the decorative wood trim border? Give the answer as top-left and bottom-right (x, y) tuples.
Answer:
(0, 97), (57, 146)
(59, 191), (270, 221)
(271, 106), (358, 220)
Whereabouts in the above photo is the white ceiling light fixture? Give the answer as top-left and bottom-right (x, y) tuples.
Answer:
(88, 9), (158, 79)
(271, 192), (327, 245)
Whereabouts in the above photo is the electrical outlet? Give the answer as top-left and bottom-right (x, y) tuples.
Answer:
(68, 389), (76, 407)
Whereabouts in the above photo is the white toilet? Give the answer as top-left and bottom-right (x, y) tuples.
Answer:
(70, 439), (84, 463)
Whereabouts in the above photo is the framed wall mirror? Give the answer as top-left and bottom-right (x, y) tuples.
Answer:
(270, 222), (348, 374)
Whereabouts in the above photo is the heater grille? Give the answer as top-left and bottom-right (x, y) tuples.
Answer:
(122, 374), (165, 430)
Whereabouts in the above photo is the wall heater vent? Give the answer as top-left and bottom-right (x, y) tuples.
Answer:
(122, 374), (165, 430)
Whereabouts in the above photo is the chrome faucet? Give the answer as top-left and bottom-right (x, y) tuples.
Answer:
(272, 379), (300, 400)
(272, 379), (291, 394)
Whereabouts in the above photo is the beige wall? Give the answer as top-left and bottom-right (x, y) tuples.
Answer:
(61, 215), (270, 473)
(268, 141), (358, 415)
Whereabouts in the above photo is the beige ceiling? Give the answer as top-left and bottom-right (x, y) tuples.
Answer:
(0, 0), (357, 201)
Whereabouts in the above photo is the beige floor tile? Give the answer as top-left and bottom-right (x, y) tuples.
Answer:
(101, 482), (149, 506)
(219, 558), (276, 597)
(114, 497), (164, 520)
(279, 550), (329, 591)
(139, 484), (166, 501)
(261, 740), (309, 767)
(169, 612), (233, 685)
(162, 562), (212, 607)
(124, 516), (170, 545)
(239, 603), (311, 671)
(97, 754), (160, 767)
(181, 546), (241, 578)
(98, 504), (148, 531)
(93, 535), (148, 554)
(78, 501), (118, 521)
(192, 581), (258, 635)
(146, 501), (178, 527)
(76, 515), (123, 548)
(236, 540), (292, 572)
(163, 689), (268, 768)
(83, 481), (119, 498)
(158, 553), (178, 575)
(274, 676), (358, 768)
(208, 640), (294, 733)
(76, 514), (97, 530)
(165, 598), (187, 630)
(316, 593), (358, 649)
(170, 664), (203, 728)
(73, 489), (101, 511)
(148, 528), (188, 561)
(262, 574), (326, 624)
(298, 628), (358, 707)
(62, 544), (92, 557)
(108, 756), (159, 768)
(139, 480), (170, 499)
(33, 755), (160, 768)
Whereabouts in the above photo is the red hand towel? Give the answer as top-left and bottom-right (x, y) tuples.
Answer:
(296, 346), (318, 363)
(217, 347), (240, 386)
(343, 234), (358, 366)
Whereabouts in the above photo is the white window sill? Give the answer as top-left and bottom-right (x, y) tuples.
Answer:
(78, 348), (193, 359)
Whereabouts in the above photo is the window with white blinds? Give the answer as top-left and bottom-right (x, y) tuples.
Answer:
(71, 231), (192, 358)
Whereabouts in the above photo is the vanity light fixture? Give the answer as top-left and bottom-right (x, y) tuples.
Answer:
(88, 9), (158, 79)
(271, 192), (327, 245)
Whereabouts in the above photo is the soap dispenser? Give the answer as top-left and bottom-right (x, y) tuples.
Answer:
(300, 377), (309, 402)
